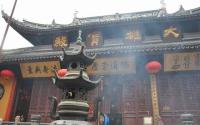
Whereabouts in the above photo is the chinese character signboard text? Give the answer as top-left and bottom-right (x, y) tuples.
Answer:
(124, 30), (142, 43)
(86, 32), (103, 48)
(20, 61), (60, 78)
(52, 36), (68, 49)
(164, 52), (200, 71)
(162, 26), (182, 42)
(87, 56), (136, 75)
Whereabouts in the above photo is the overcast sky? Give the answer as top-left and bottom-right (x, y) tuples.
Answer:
(0, 0), (200, 49)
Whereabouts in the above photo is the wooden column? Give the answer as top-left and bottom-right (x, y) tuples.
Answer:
(145, 61), (162, 125)
(150, 74), (160, 125)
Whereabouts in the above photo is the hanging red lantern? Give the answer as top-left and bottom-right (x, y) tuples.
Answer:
(145, 61), (161, 73)
(57, 69), (68, 77)
(0, 69), (15, 78)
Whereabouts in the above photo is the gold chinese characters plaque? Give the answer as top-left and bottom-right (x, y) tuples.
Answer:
(164, 52), (200, 71)
(20, 61), (60, 78)
(53, 36), (68, 48)
(124, 30), (142, 42)
(87, 56), (136, 75)
(163, 26), (182, 42)
(86, 32), (103, 47)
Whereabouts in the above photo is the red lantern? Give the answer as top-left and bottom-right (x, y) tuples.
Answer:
(0, 69), (15, 78)
(57, 69), (68, 77)
(145, 61), (161, 73)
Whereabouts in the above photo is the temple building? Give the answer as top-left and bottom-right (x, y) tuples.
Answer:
(0, 5), (200, 125)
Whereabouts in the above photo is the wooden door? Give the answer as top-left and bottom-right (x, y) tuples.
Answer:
(100, 78), (123, 125)
(158, 72), (200, 125)
(28, 78), (62, 122)
(122, 79), (151, 125)
(14, 79), (33, 121)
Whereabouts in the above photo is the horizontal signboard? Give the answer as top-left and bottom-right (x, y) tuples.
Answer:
(164, 52), (200, 71)
(87, 56), (136, 75)
(20, 61), (60, 78)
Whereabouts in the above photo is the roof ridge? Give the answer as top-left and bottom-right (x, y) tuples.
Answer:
(77, 9), (161, 20)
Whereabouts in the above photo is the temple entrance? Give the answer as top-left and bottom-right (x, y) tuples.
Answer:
(102, 77), (150, 125)
(122, 78), (151, 125)
(28, 78), (62, 122)
(158, 72), (200, 124)
(96, 72), (200, 125)
(110, 84), (122, 125)
(14, 79), (33, 121)
(101, 77), (123, 125)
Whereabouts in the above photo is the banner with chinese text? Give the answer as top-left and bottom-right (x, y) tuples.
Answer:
(87, 56), (136, 75)
(20, 61), (60, 78)
(164, 52), (200, 71)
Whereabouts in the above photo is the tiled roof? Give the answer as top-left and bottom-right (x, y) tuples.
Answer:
(2, 7), (200, 46)
(2, 7), (200, 32)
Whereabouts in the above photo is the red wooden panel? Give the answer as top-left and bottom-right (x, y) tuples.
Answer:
(123, 99), (136, 113)
(137, 117), (145, 125)
(122, 83), (136, 99)
(161, 116), (178, 125)
(87, 87), (98, 102)
(158, 73), (200, 125)
(110, 85), (122, 113)
(28, 78), (62, 122)
(123, 117), (137, 125)
(102, 96), (111, 114)
(164, 74), (198, 103)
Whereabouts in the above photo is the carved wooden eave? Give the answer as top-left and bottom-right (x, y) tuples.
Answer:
(1, 11), (77, 32)
(86, 40), (200, 55)
(2, 7), (200, 46)
(0, 45), (62, 63)
(1, 39), (200, 64)
(0, 44), (92, 63)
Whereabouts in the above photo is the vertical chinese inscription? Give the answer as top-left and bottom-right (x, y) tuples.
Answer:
(164, 52), (200, 71)
(20, 61), (60, 78)
(171, 55), (181, 70)
(86, 31), (103, 47)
